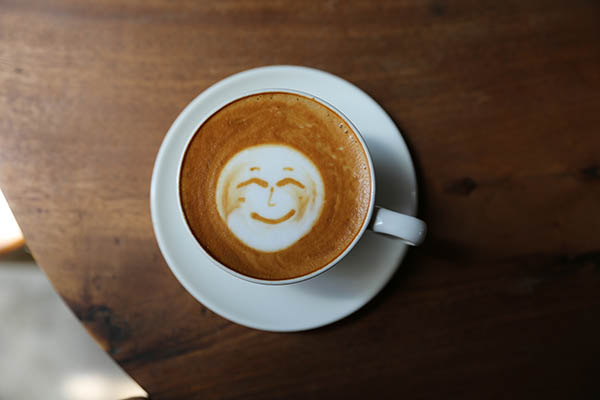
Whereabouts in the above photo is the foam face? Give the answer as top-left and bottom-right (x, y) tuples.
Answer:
(216, 144), (325, 252)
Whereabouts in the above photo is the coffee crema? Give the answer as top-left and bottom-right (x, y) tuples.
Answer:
(179, 92), (371, 280)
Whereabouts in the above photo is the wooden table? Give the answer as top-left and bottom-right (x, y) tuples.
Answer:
(2, 1), (599, 398)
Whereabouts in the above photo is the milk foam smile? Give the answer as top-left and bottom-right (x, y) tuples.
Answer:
(216, 144), (325, 252)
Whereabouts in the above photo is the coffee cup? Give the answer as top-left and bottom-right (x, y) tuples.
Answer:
(178, 89), (426, 285)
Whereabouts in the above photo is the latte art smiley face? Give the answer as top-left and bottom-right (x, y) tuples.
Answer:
(216, 144), (325, 252)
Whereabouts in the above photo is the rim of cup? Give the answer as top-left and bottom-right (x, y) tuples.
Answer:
(176, 88), (376, 286)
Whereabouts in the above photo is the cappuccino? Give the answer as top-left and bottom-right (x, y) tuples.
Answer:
(179, 92), (371, 280)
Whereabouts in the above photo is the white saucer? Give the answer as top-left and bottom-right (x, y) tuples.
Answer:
(150, 66), (419, 332)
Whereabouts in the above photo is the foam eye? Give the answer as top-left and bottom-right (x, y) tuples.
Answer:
(237, 178), (268, 188)
(276, 178), (305, 188)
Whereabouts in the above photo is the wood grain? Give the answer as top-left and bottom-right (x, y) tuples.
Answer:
(1, 0), (599, 398)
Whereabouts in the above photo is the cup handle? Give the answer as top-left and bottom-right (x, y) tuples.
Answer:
(369, 206), (427, 246)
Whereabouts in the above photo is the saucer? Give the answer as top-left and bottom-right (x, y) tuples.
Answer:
(150, 65), (419, 332)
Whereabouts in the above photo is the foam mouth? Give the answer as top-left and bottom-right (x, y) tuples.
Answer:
(216, 144), (325, 253)
(251, 209), (296, 224)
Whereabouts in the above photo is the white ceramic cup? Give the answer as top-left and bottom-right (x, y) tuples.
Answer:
(178, 89), (426, 285)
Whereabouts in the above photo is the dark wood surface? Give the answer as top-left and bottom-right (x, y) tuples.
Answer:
(1, 1), (599, 398)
